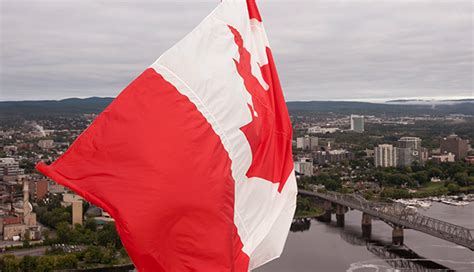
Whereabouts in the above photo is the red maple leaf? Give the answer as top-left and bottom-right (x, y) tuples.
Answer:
(228, 25), (293, 192)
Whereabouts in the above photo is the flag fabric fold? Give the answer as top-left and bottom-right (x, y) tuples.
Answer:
(36, 0), (297, 271)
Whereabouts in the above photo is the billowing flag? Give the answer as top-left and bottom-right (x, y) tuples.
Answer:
(36, 0), (297, 270)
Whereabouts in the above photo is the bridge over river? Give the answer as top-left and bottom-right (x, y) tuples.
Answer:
(298, 189), (474, 250)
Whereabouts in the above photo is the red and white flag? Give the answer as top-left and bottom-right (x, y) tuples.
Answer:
(37, 0), (297, 270)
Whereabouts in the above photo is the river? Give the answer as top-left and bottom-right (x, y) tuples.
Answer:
(256, 202), (474, 272)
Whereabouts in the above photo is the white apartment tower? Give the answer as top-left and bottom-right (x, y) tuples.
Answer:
(350, 115), (365, 133)
(374, 144), (397, 167)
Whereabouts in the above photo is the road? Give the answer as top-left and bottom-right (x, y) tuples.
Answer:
(0, 246), (47, 257)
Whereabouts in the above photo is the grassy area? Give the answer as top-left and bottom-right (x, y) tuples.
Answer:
(422, 182), (445, 190)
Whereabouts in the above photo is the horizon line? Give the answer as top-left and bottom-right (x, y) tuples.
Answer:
(0, 95), (473, 103)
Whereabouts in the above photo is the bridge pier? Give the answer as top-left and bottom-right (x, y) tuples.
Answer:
(322, 200), (332, 222)
(361, 213), (372, 239)
(392, 226), (404, 245)
(336, 204), (345, 227)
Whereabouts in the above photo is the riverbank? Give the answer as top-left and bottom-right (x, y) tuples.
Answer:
(295, 195), (326, 219)
(379, 182), (474, 200)
(294, 207), (325, 219)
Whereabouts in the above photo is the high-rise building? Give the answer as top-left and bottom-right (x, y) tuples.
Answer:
(350, 115), (364, 133)
(72, 201), (83, 226)
(28, 179), (49, 201)
(396, 137), (428, 167)
(296, 135), (318, 150)
(398, 137), (422, 149)
(294, 158), (313, 176)
(440, 135), (469, 160)
(374, 144), (397, 167)
(396, 148), (413, 167)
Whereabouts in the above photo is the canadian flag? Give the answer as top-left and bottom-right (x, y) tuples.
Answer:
(36, 0), (297, 271)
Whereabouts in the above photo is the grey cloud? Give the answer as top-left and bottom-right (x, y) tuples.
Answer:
(1, 0), (473, 101)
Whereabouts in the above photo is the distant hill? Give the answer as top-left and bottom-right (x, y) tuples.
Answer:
(385, 98), (474, 106)
(0, 97), (473, 119)
(386, 98), (474, 104)
(286, 100), (474, 116)
(0, 97), (114, 118)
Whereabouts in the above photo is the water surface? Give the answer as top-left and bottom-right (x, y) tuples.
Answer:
(256, 202), (474, 272)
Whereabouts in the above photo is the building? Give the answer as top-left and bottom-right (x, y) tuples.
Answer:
(296, 135), (318, 150)
(49, 182), (66, 194)
(22, 181), (37, 227)
(364, 149), (375, 158)
(465, 156), (474, 165)
(420, 148), (429, 163)
(1, 182), (40, 241)
(37, 139), (54, 149)
(3, 224), (28, 240)
(294, 158), (313, 176)
(3, 146), (18, 155)
(0, 215), (21, 236)
(0, 158), (25, 182)
(398, 137), (422, 149)
(395, 137), (428, 167)
(313, 149), (354, 164)
(440, 135), (469, 160)
(62, 193), (83, 207)
(62, 193), (83, 226)
(431, 153), (455, 163)
(307, 126), (339, 134)
(86, 206), (115, 224)
(350, 115), (364, 133)
(28, 179), (49, 201)
(374, 144), (397, 167)
(396, 148), (414, 167)
(72, 201), (83, 226)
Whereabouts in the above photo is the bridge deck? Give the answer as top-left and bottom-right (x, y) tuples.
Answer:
(299, 189), (474, 250)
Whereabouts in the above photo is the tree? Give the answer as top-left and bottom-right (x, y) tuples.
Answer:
(363, 190), (374, 200)
(20, 255), (37, 272)
(387, 173), (413, 187)
(411, 161), (423, 172)
(0, 255), (20, 272)
(401, 166), (412, 173)
(428, 168), (443, 179)
(412, 171), (429, 185)
(447, 183), (460, 194)
(454, 172), (469, 187)
(97, 223), (122, 249)
(381, 187), (410, 199)
(84, 218), (98, 232)
(83, 246), (103, 264)
(323, 179), (341, 191)
(56, 222), (74, 244)
(20, 159), (36, 174)
(56, 255), (78, 269)
(446, 162), (464, 178)
(42, 229), (51, 244)
(468, 176), (474, 186)
(36, 256), (55, 272)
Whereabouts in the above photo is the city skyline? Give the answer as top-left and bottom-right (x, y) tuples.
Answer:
(1, 0), (473, 101)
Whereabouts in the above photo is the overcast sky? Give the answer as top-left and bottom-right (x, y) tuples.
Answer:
(1, 0), (473, 101)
